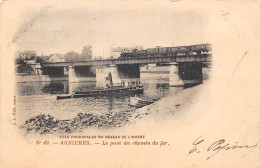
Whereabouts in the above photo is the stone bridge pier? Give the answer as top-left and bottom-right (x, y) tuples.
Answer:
(30, 63), (43, 75)
(169, 62), (203, 86)
(68, 66), (79, 83)
(96, 64), (140, 87)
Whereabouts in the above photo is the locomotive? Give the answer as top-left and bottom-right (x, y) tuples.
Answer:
(119, 43), (212, 58)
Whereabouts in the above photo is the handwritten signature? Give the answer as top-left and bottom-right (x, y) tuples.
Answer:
(189, 136), (259, 160)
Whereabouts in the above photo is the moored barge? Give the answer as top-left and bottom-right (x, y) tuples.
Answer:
(57, 85), (143, 100)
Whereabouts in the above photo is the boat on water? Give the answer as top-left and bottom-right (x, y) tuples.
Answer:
(57, 85), (143, 100)
(57, 72), (144, 100)
(129, 96), (159, 108)
(129, 96), (142, 106)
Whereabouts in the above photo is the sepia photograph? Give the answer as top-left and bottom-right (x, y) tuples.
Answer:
(0, 0), (259, 167)
(13, 2), (212, 134)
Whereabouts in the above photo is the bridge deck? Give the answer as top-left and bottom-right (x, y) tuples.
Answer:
(42, 54), (212, 67)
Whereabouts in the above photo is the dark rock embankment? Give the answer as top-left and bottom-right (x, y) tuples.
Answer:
(21, 109), (134, 134)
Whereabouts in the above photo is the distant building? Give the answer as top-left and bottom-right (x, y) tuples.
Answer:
(19, 50), (37, 64)
(48, 54), (65, 62)
(20, 50), (37, 60)
(110, 47), (124, 59)
(110, 46), (143, 59)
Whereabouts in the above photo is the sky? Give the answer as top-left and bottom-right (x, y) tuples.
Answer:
(13, 1), (210, 58)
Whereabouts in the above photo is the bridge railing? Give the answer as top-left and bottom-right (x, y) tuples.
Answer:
(41, 54), (212, 67)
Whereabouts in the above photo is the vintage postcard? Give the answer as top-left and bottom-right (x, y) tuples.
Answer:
(0, 0), (260, 167)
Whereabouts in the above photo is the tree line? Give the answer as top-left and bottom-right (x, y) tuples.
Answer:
(15, 45), (93, 64)
(15, 45), (93, 74)
(64, 45), (93, 61)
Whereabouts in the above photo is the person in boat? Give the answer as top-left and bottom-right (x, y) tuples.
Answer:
(137, 81), (143, 88)
(106, 84), (110, 89)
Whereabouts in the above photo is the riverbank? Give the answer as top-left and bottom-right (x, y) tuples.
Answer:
(20, 83), (202, 134)
(130, 83), (203, 122)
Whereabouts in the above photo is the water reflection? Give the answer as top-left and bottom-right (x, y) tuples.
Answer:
(16, 77), (184, 126)
(16, 81), (98, 96)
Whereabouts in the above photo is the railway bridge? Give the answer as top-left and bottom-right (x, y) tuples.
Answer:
(37, 54), (212, 86)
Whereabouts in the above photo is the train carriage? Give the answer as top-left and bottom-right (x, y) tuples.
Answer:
(120, 52), (133, 58)
(191, 43), (212, 54)
(169, 46), (190, 55)
(136, 50), (147, 56)
(158, 47), (170, 55)
(169, 47), (179, 55)
(147, 48), (159, 56)
(120, 43), (211, 58)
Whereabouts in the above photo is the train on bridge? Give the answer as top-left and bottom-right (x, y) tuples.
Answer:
(120, 43), (212, 58)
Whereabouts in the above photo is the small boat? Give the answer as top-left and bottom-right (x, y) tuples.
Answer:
(57, 85), (143, 100)
(56, 95), (72, 100)
(129, 96), (142, 106)
(129, 96), (159, 108)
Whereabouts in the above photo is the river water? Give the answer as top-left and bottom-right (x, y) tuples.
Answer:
(16, 74), (184, 128)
